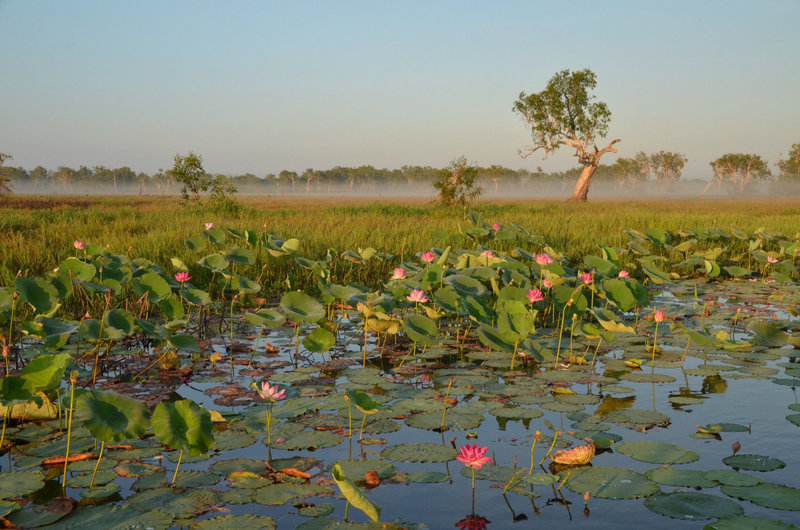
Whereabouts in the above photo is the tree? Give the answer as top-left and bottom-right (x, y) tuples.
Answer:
(433, 156), (483, 207)
(703, 153), (771, 195)
(778, 143), (800, 182)
(608, 156), (646, 191)
(513, 69), (620, 202)
(168, 152), (209, 201)
(649, 151), (687, 191)
(0, 153), (12, 195)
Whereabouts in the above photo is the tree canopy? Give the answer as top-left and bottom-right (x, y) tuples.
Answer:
(704, 153), (771, 195)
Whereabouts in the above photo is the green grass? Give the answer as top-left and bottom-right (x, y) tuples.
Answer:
(2, 195), (799, 290)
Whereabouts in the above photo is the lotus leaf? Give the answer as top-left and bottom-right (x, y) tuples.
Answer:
(77, 390), (150, 442)
(703, 515), (798, 529)
(380, 443), (457, 463)
(190, 514), (276, 529)
(722, 454), (785, 472)
(645, 492), (742, 520)
(0, 470), (45, 499)
(646, 468), (719, 489)
(565, 466), (659, 499)
(48, 504), (172, 530)
(303, 326), (336, 353)
(402, 313), (438, 346)
(151, 399), (215, 456)
(331, 459), (396, 480)
(407, 471), (448, 483)
(270, 430), (343, 450)
(280, 291), (325, 323)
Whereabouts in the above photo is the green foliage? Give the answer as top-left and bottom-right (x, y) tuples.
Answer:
(778, 143), (800, 182)
(168, 152), (238, 208)
(433, 156), (482, 207)
(708, 153), (771, 194)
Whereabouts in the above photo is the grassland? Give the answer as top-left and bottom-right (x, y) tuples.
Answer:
(2, 194), (799, 290)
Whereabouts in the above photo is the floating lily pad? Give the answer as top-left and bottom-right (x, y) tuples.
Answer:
(67, 470), (116, 488)
(174, 470), (221, 487)
(617, 441), (699, 464)
(646, 468), (718, 489)
(405, 411), (483, 431)
(252, 484), (332, 506)
(540, 402), (584, 413)
(6, 497), (75, 527)
(702, 470), (762, 487)
(721, 482), (800, 511)
(601, 385), (636, 394)
(227, 471), (272, 489)
(298, 504), (335, 518)
(645, 492), (743, 520)
(80, 483), (121, 499)
(381, 443), (457, 463)
(406, 471), (449, 483)
(114, 462), (164, 478)
(565, 466), (659, 499)
(722, 454), (785, 472)
(461, 464), (515, 482)
(669, 396), (705, 405)
(703, 515), (799, 529)
(220, 489), (253, 505)
(620, 372), (677, 383)
(787, 414), (800, 427)
(605, 409), (670, 430)
(270, 430), (343, 451)
(129, 488), (219, 519)
(0, 470), (45, 499)
(331, 459), (396, 480)
(212, 459), (266, 476)
(49, 505), (171, 530)
(190, 514), (276, 529)
(489, 406), (543, 419)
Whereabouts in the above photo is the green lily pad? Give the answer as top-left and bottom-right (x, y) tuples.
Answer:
(669, 396), (705, 405)
(646, 468), (718, 489)
(722, 454), (785, 472)
(174, 470), (221, 487)
(66, 470), (116, 488)
(620, 372), (677, 384)
(405, 411), (483, 431)
(131, 472), (169, 490)
(787, 414), (800, 427)
(703, 515), (799, 529)
(271, 430), (343, 450)
(151, 399), (215, 456)
(381, 443), (458, 463)
(212, 429), (257, 451)
(6, 497), (75, 527)
(702, 470), (762, 487)
(489, 406), (543, 419)
(617, 441), (699, 464)
(0, 469), (45, 499)
(605, 409), (670, 430)
(80, 483), (121, 499)
(48, 505), (171, 529)
(227, 471), (272, 489)
(129, 488), (219, 519)
(721, 482), (800, 511)
(645, 492), (743, 520)
(253, 483), (332, 506)
(331, 459), (396, 480)
(565, 466), (659, 499)
(190, 514), (276, 529)
(298, 503), (334, 518)
(221, 489), (253, 505)
(212, 459), (267, 475)
(114, 462), (164, 478)
(407, 471), (449, 483)
(460, 464), (514, 482)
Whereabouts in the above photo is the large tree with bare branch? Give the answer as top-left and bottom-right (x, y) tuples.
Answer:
(513, 69), (620, 202)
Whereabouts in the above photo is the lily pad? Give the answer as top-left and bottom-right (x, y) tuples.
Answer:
(722, 454), (785, 472)
(6, 497), (75, 527)
(381, 443), (457, 463)
(617, 441), (699, 464)
(565, 466), (659, 499)
(406, 471), (449, 483)
(0, 470), (45, 499)
(646, 468), (718, 489)
(253, 483), (332, 506)
(405, 410), (483, 431)
(80, 483), (121, 499)
(703, 470), (762, 487)
(271, 430), (343, 451)
(461, 464), (515, 482)
(331, 459), (396, 480)
(66, 470), (116, 488)
(721, 482), (800, 511)
(190, 514), (276, 529)
(48, 505), (171, 529)
(298, 503), (335, 518)
(129, 488), (219, 519)
(212, 459), (267, 476)
(645, 492), (743, 520)
(703, 515), (799, 529)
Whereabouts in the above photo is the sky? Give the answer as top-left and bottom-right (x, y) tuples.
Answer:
(1, 0), (798, 180)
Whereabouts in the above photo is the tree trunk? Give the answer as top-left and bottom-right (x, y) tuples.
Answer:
(567, 164), (598, 202)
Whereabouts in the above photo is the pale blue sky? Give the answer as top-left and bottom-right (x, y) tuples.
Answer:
(1, 0), (798, 180)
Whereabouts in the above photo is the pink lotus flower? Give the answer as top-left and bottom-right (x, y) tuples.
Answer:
(543, 279), (553, 289)
(618, 270), (630, 278)
(526, 288), (544, 303)
(407, 289), (428, 303)
(455, 515), (491, 530)
(491, 223), (500, 230)
(767, 256), (778, 263)
(421, 251), (435, 264)
(205, 222), (214, 230)
(579, 272), (593, 285)
(175, 272), (191, 283)
(391, 267), (406, 280)
(456, 444), (492, 469)
(654, 310), (664, 323)
(535, 253), (553, 266)
(480, 250), (493, 258)
(764, 278), (776, 284)
(256, 381), (286, 402)
(73, 240), (86, 250)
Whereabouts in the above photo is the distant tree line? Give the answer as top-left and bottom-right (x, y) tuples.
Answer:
(1, 144), (799, 196)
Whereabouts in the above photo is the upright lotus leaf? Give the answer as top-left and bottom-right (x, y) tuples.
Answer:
(418, 263), (444, 290)
(184, 235), (207, 251)
(496, 300), (534, 342)
(600, 278), (636, 312)
(591, 308), (636, 334)
(204, 226), (227, 245)
(15, 276), (61, 315)
(151, 399), (215, 456)
(433, 286), (461, 314)
(640, 260), (672, 284)
(20, 353), (72, 392)
(130, 272), (172, 302)
(59, 257), (97, 282)
(198, 252), (230, 272)
(280, 291), (325, 324)
(463, 295), (493, 324)
(229, 275), (261, 294)
(246, 308), (286, 328)
(746, 320), (800, 347)
(303, 325), (336, 353)
(645, 227), (672, 247)
(552, 285), (588, 319)
(225, 247), (255, 266)
(104, 308), (136, 337)
(167, 334), (201, 353)
(445, 274), (488, 299)
(170, 257), (189, 272)
(0, 376), (41, 407)
(402, 314), (437, 347)
(584, 255), (618, 277)
(23, 317), (79, 350)
(330, 464), (381, 522)
(77, 390), (150, 442)
(158, 294), (184, 321)
(496, 285), (527, 305)
(180, 287), (212, 306)
(622, 276), (649, 307)
(477, 324), (515, 353)
(578, 322), (615, 342)
(345, 390), (388, 416)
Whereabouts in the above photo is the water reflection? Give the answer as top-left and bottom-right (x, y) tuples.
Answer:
(454, 513), (491, 530)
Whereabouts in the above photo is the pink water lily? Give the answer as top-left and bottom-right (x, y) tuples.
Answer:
(205, 222), (214, 230)
(391, 267), (406, 280)
(767, 256), (778, 263)
(526, 288), (544, 303)
(407, 289), (428, 303)
(534, 253), (553, 266)
(175, 272), (191, 283)
(257, 381), (286, 402)
(480, 250), (493, 258)
(456, 444), (492, 469)
(491, 223), (500, 230)
(421, 251), (435, 264)
(579, 272), (593, 285)
(543, 279), (553, 289)
(654, 310), (664, 323)
(618, 270), (630, 278)
(73, 240), (86, 250)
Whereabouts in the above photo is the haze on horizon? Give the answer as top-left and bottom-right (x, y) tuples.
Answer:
(1, 1), (798, 183)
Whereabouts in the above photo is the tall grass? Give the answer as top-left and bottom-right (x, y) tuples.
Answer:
(2, 195), (799, 291)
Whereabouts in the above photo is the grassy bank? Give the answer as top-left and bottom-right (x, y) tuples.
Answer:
(2, 195), (799, 290)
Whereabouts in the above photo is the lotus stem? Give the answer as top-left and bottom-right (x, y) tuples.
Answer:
(229, 295), (236, 377)
(362, 324), (368, 367)
(510, 341), (519, 371)
(62, 375), (76, 487)
(440, 377), (453, 431)
(681, 336), (690, 365)
(266, 403), (273, 446)
(539, 431), (558, 466)
(528, 431), (540, 475)
(555, 305), (567, 369)
(590, 338), (603, 367)
(344, 395), (352, 441)
(502, 469), (517, 494)
(652, 321), (660, 370)
(0, 408), (9, 456)
(248, 325), (264, 368)
(171, 449), (183, 485)
(359, 414), (367, 441)
(557, 467), (573, 491)
(90, 441), (105, 487)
